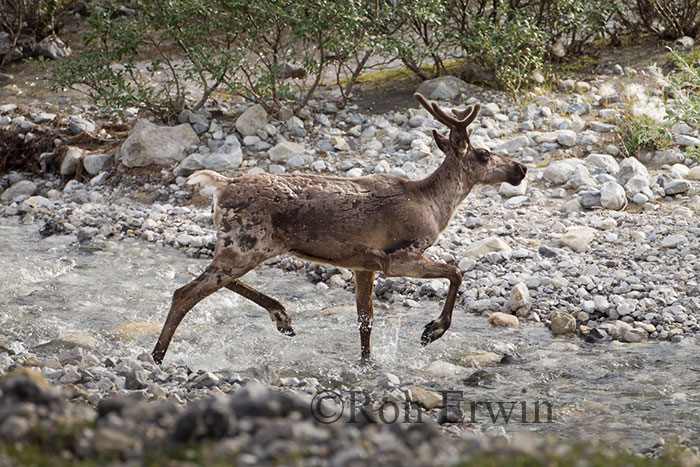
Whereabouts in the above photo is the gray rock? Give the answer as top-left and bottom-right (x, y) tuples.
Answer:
(588, 121), (615, 132)
(125, 370), (148, 390)
(377, 372), (400, 388)
(35, 35), (71, 60)
(654, 148), (685, 165)
(286, 154), (305, 167)
(415, 76), (470, 101)
(600, 181), (627, 210)
(510, 282), (530, 311)
(68, 116), (95, 135)
(675, 135), (700, 147)
(661, 234), (686, 248)
(499, 180), (527, 198)
(544, 161), (576, 185)
(192, 371), (220, 388)
(495, 135), (528, 154)
(83, 153), (112, 175)
(618, 157), (649, 185)
(557, 130), (577, 147)
(120, 120), (199, 168)
(585, 153), (619, 175)
(664, 179), (690, 195)
(1, 180), (37, 202)
(268, 141), (305, 163)
(481, 103), (500, 116)
(235, 104), (268, 137)
(550, 311), (576, 335)
(34, 112), (56, 124)
(60, 147), (84, 176)
(0, 104), (17, 114)
(674, 36), (695, 50)
(624, 175), (650, 197)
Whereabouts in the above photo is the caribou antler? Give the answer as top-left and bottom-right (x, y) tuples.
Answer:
(414, 92), (481, 135)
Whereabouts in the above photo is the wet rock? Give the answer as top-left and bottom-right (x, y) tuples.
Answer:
(411, 388), (442, 410)
(550, 311), (576, 335)
(423, 360), (469, 378)
(235, 104), (268, 137)
(377, 372), (400, 388)
(40, 332), (98, 351)
(39, 220), (64, 237)
(120, 120), (199, 168)
(463, 370), (496, 387)
(489, 312), (519, 327)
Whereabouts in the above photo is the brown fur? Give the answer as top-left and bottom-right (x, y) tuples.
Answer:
(152, 93), (527, 364)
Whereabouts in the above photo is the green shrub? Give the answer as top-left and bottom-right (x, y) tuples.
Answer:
(458, 10), (547, 95)
(655, 49), (700, 128)
(50, 0), (369, 117)
(617, 113), (672, 156)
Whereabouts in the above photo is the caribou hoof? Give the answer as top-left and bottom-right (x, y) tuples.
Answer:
(277, 323), (296, 336)
(421, 320), (446, 346)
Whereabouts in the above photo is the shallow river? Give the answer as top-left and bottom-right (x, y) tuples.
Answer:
(0, 219), (698, 450)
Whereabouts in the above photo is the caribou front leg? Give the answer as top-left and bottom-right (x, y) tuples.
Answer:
(383, 254), (462, 346)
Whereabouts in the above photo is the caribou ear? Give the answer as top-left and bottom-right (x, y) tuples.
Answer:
(433, 130), (450, 153)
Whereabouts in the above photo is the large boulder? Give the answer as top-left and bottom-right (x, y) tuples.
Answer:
(268, 141), (306, 163)
(1, 180), (37, 202)
(544, 160), (576, 185)
(600, 181), (627, 210)
(618, 157), (649, 186)
(416, 76), (470, 101)
(120, 120), (199, 168)
(235, 104), (268, 137)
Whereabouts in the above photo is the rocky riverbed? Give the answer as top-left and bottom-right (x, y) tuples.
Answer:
(1, 65), (700, 464)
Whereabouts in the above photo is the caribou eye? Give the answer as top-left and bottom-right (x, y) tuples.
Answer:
(475, 149), (490, 162)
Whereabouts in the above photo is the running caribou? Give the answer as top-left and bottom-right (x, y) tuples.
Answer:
(152, 92), (527, 364)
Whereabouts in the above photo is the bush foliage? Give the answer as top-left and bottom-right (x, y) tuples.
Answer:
(49, 0), (700, 116)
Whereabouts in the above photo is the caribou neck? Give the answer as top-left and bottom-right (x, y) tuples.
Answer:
(414, 154), (475, 230)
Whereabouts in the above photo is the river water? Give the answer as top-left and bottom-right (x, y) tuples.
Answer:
(0, 219), (698, 450)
